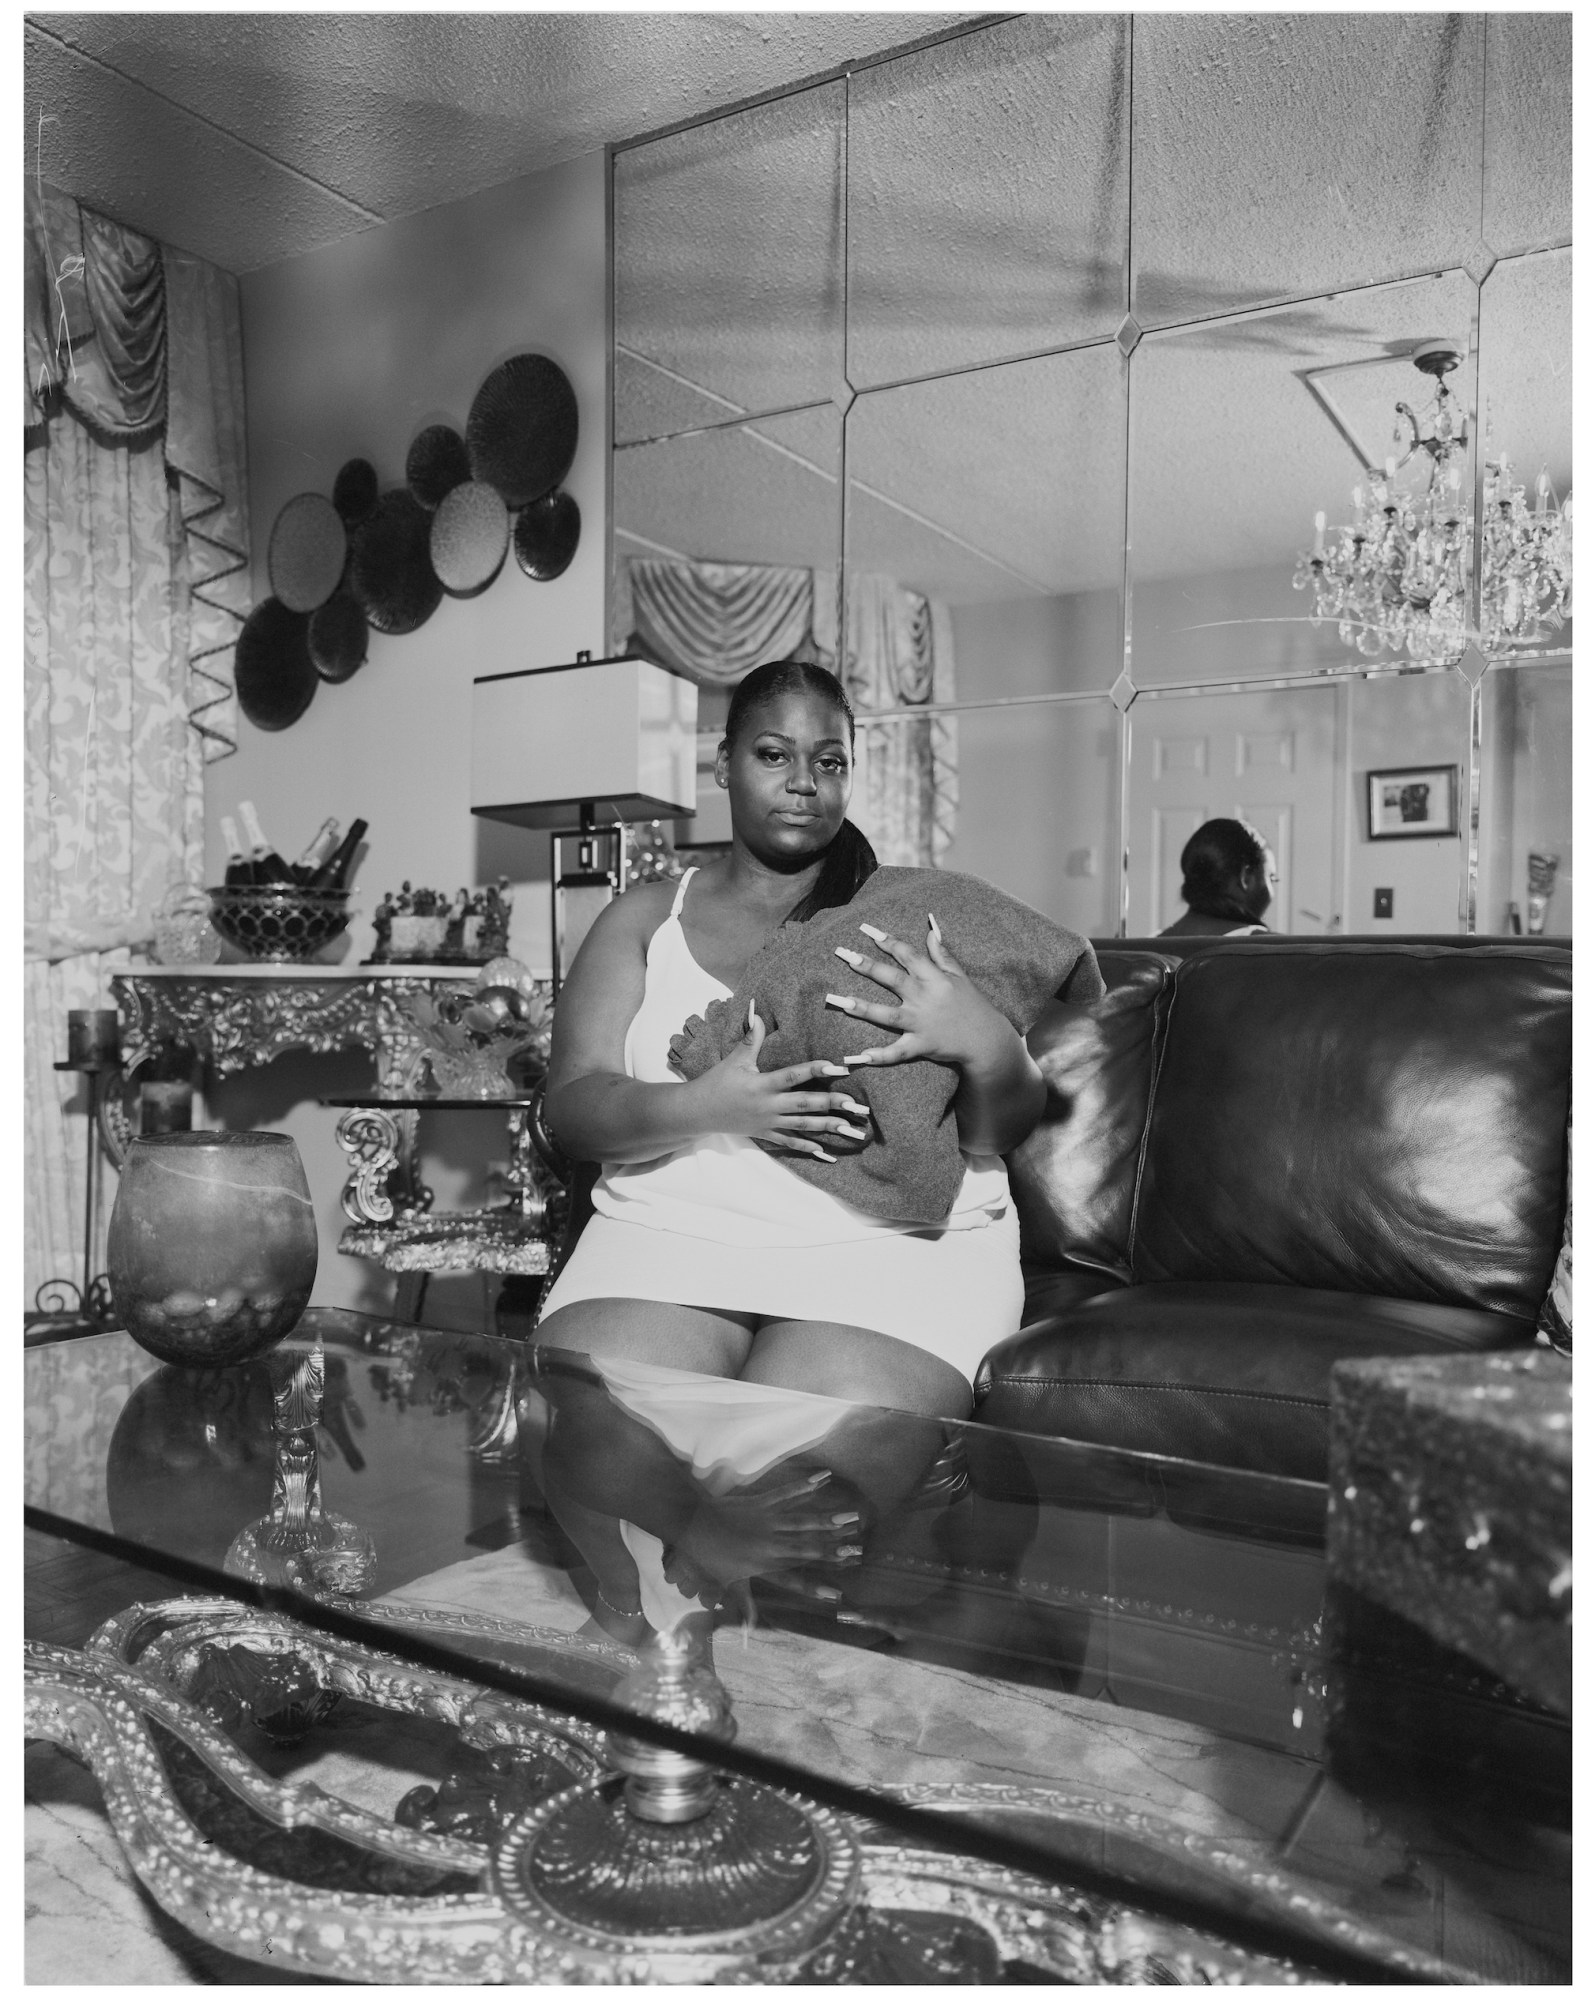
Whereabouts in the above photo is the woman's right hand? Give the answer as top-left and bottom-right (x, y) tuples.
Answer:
(686, 1006), (873, 1163)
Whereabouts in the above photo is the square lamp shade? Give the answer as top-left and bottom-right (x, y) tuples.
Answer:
(471, 653), (697, 830)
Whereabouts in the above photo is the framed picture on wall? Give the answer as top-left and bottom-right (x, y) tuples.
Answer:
(1367, 765), (1459, 840)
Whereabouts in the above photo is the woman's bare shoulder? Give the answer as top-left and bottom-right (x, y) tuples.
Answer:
(589, 876), (679, 950)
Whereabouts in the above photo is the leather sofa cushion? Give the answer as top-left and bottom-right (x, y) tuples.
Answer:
(975, 1280), (1531, 1480)
(1010, 959), (1170, 1279)
(1022, 1268), (1125, 1322)
(1131, 944), (1572, 1321)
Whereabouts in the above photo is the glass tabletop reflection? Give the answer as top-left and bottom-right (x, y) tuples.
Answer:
(24, 1307), (1568, 1983)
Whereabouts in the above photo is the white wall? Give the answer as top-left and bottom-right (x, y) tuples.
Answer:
(205, 152), (607, 1323)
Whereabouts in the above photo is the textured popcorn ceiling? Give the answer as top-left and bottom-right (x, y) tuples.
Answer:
(27, 12), (1571, 604)
(23, 11), (973, 271)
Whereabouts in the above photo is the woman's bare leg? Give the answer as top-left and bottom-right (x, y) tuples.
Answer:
(534, 1297), (756, 1374)
(530, 1300), (756, 1637)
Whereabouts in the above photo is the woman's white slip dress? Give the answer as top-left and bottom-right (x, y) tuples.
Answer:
(537, 869), (1024, 1380)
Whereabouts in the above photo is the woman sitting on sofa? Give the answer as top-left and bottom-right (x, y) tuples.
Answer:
(535, 659), (1102, 1419)
(1158, 817), (1278, 937)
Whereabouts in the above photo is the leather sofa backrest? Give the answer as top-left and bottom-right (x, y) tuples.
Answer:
(1130, 943), (1572, 1321)
(1010, 954), (1173, 1279)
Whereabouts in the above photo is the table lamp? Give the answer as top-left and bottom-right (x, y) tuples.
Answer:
(472, 650), (697, 990)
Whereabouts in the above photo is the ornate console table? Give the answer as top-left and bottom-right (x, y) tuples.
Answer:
(108, 968), (562, 1320)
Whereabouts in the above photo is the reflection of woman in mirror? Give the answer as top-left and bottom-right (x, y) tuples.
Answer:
(531, 659), (1095, 1640)
(1157, 817), (1277, 937)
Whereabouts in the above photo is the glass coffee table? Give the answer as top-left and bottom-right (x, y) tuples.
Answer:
(24, 1309), (1569, 1984)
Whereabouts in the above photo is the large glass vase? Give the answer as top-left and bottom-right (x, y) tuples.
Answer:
(107, 1132), (318, 1366)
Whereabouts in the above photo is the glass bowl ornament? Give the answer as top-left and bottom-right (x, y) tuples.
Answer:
(150, 882), (223, 966)
(405, 971), (551, 1099)
(106, 1131), (318, 1366)
(207, 884), (351, 963)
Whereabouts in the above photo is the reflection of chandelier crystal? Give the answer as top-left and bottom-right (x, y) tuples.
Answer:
(1481, 453), (1573, 649)
(1294, 339), (1471, 665)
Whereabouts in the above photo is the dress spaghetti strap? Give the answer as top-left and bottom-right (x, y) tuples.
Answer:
(670, 867), (698, 918)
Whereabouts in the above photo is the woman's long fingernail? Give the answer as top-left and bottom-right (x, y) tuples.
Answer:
(825, 993), (854, 1009)
(928, 912), (942, 940)
(813, 1585), (841, 1602)
(844, 1052), (873, 1065)
(859, 922), (888, 944)
(833, 1122), (864, 1140)
(831, 1511), (862, 1527)
(836, 1096), (871, 1115)
(747, 998), (758, 1027)
(809, 1145), (838, 1163)
(817, 1062), (849, 1077)
(833, 945), (862, 967)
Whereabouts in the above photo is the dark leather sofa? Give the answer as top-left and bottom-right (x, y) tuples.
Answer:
(978, 939), (1573, 1482)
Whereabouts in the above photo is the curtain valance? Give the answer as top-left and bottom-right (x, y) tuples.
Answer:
(25, 179), (248, 761)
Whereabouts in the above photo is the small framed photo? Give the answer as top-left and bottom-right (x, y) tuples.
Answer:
(1367, 765), (1459, 841)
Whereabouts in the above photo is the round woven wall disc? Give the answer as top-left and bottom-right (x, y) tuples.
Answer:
(348, 488), (444, 635)
(268, 493), (347, 612)
(308, 589), (369, 682)
(331, 458), (379, 528)
(236, 598), (317, 730)
(407, 425), (472, 511)
(514, 489), (581, 582)
(466, 354), (578, 508)
(431, 481), (510, 597)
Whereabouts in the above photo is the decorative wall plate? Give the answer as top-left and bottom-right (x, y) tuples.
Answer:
(513, 489), (580, 582)
(331, 458), (379, 527)
(235, 598), (317, 731)
(348, 489), (444, 635)
(431, 481), (511, 597)
(406, 425), (472, 511)
(267, 493), (348, 612)
(466, 354), (578, 508)
(307, 589), (369, 682)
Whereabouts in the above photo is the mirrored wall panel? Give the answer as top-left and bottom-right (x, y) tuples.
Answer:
(845, 347), (1127, 703)
(612, 403), (843, 712)
(1478, 246), (1572, 660)
(1477, 662), (1572, 938)
(1484, 12), (1573, 258)
(1128, 271), (1478, 688)
(1131, 14), (1484, 330)
(613, 20), (1569, 936)
(613, 81), (846, 443)
(852, 697), (1122, 935)
(846, 13), (1128, 386)
(1128, 672), (1472, 938)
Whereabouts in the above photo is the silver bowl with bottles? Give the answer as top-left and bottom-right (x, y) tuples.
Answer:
(206, 885), (352, 962)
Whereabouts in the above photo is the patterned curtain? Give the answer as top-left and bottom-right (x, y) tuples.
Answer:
(844, 575), (958, 869)
(615, 556), (828, 682)
(23, 182), (248, 1305)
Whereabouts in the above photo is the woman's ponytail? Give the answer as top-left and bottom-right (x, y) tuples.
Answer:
(786, 816), (878, 922)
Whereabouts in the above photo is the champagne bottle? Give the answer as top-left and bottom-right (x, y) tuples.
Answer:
(220, 814), (254, 887)
(291, 816), (340, 884)
(308, 818), (368, 892)
(237, 800), (294, 885)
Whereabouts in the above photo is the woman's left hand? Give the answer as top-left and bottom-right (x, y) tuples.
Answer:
(824, 918), (1018, 1071)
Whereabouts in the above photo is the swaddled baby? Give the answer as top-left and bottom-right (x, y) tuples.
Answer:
(667, 867), (1102, 1225)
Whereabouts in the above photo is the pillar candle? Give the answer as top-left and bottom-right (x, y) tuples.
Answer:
(66, 1009), (120, 1067)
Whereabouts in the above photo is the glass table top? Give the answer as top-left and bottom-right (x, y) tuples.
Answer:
(25, 1308), (1569, 1983)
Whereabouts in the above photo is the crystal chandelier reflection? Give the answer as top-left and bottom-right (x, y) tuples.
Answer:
(1481, 452), (1573, 649)
(1294, 339), (1471, 666)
